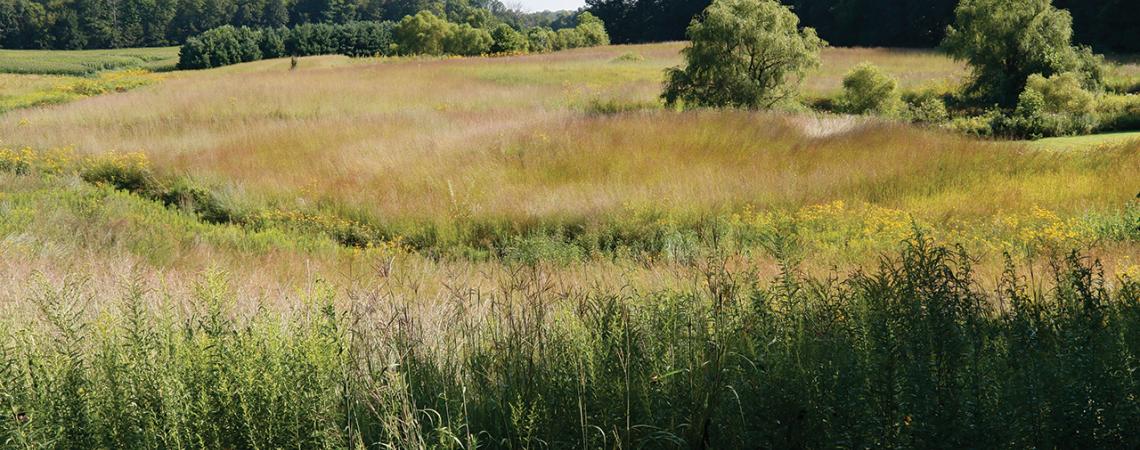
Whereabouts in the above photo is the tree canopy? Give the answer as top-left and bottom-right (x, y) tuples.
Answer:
(0, 0), (572, 49)
(942, 0), (1103, 107)
(584, 0), (1140, 53)
(662, 0), (824, 109)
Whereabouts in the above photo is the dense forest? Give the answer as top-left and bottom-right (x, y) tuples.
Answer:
(586, 0), (1140, 53)
(1, 0), (1138, 52)
(0, 0), (570, 49)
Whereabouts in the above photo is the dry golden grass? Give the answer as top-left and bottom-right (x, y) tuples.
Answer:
(0, 43), (1135, 288)
(0, 43), (1115, 224)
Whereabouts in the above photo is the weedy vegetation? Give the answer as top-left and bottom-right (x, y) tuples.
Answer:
(0, 0), (1138, 446)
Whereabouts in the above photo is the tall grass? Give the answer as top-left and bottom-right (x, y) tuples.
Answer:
(2, 235), (1137, 449)
(0, 46), (972, 222)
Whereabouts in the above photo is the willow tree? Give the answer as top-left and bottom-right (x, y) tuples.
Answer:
(662, 0), (825, 109)
(942, 0), (1104, 107)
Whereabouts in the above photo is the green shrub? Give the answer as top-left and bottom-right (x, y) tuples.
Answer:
(1005, 72), (1099, 138)
(79, 153), (156, 194)
(574, 12), (610, 47)
(904, 94), (950, 124)
(1025, 72), (1097, 115)
(582, 97), (659, 115)
(837, 62), (901, 115)
(553, 27), (584, 50)
(489, 23), (527, 54)
(394, 11), (454, 56)
(156, 178), (243, 224)
(525, 27), (557, 53)
(948, 109), (1000, 136)
(444, 23), (493, 56)
(177, 14), (611, 70)
(1096, 94), (1140, 132)
(1105, 75), (1140, 95)
(611, 52), (645, 63)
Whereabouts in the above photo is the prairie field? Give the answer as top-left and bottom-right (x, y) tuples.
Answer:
(1, 43), (1138, 449)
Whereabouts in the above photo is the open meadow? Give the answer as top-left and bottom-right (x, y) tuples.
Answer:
(1, 44), (1135, 271)
(1, 41), (1138, 449)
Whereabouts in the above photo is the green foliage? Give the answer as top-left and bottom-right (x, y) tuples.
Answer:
(552, 26), (584, 50)
(1004, 72), (1099, 138)
(662, 0), (825, 109)
(523, 27), (556, 53)
(1025, 72), (1097, 115)
(489, 23), (526, 54)
(574, 11), (609, 46)
(335, 20), (396, 57)
(942, 0), (1105, 106)
(179, 21), (397, 68)
(179, 11), (609, 69)
(177, 25), (263, 69)
(1096, 94), (1140, 132)
(284, 22), (339, 56)
(837, 62), (901, 115)
(394, 11), (453, 55)
(257, 27), (288, 58)
(79, 153), (156, 194)
(444, 23), (492, 56)
(2, 237), (1138, 448)
(903, 92), (950, 124)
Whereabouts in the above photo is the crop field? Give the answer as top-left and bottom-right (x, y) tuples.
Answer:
(0, 42), (1138, 449)
(0, 47), (180, 76)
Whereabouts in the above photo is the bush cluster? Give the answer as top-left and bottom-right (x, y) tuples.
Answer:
(999, 72), (1099, 138)
(179, 12), (610, 70)
(837, 62), (901, 115)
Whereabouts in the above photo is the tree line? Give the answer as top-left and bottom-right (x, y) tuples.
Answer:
(585, 0), (1140, 53)
(177, 11), (608, 69)
(0, 0), (569, 49)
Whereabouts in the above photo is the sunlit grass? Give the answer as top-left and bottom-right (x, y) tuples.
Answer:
(0, 43), (1135, 279)
(0, 70), (160, 114)
(1029, 131), (1140, 150)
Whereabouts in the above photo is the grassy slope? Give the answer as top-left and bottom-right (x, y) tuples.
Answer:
(1031, 131), (1140, 150)
(0, 44), (1136, 279)
(0, 45), (1067, 220)
(0, 46), (1131, 214)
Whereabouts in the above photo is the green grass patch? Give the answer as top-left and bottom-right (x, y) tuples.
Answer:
(0, 47), (179, 76)
(1029, 131), (1140, 150)
(0, 70), (158, 113)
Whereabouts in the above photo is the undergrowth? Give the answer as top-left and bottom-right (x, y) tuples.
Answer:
(1, 235), (1137, 448)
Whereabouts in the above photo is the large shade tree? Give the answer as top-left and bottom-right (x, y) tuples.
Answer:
(662, 0), (824, 109)
(942, 0), (1103, 107)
